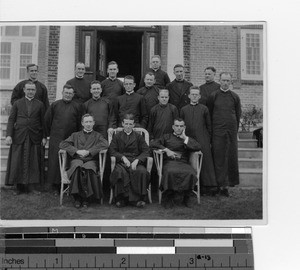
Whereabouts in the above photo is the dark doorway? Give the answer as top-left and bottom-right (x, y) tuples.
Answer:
(97, 31), (143, 89)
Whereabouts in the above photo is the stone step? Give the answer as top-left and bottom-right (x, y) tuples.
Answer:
(239, 158), (262, 169)
(238, 148), (263, 159)
(239, 168), (263, 188)
(238, 139), (258, 148)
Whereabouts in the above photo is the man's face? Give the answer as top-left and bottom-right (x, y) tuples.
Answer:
(107, 64), (118, 79)
(205, 69), (215, 83)
(174, 67), (184, 81)
(220, 74), (232, 90)
(188, 89), (201, 104)
(75, 63), (86, 77)
(24, 84), (36, 99)
(144, 74), (155, 87)
(124, 78), (135, 93)
(122, 119), (135, 133)
(151, 57), (161, 70)
(172, 120), (185, 136)
(27, 65), (38, 81)
(62, 88), (75, 101)
(90, 83), (102, 98)
(82, 116), (95, 131)
(158, 90), (169, 105)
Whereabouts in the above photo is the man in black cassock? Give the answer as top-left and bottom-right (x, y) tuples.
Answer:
(150, 118), (201, 208)
(101, 61), (125, 109)
(59, 114), (108, 208)
(147, 89), (178, 140)
(199, 66), (220, 106)
(45, 84), (83, 195)
(207, 72), (241, 196)
(116, 75), (148, 128)
(109, 114), (150, 208)
(84, 80), (116, 139)
(11, 63), (49, 110)
(5, 81), (47, 195)
(139, 55), (170, 89)
(167, 64), (193, 111)
(136, 72), (160, 115)
(180, 86), (217, 195)
(66, 62), (91, 104)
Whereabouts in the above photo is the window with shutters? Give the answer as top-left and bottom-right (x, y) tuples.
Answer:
(0, 26), (38, 88)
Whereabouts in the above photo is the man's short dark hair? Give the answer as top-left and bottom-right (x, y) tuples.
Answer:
(219, 72), (232, 79)
(124, 75), (135, 82)
(26, 64), (38, 71)
(205, 66), (216, 73)
(174, 64), (184, 70)
(189, 86), (200, 94)
(145, 72), (155, 77)
(75, 62), (85, 68)
(122, 113), (135, 122)
(63, 84), (74, 91)
(107, 61), (118, 68)
(159, 88), (169, 95)
(81, 113), (94, 122)
(90, 80), (101, 87)
(151, 55), (161, 61)
(173, 117), (185, 124)
(23, 80), (36, 88)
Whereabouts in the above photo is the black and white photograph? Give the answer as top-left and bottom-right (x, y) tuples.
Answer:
(0, 22), (266, 223)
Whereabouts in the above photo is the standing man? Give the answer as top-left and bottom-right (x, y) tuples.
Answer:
(5, 81), (47, 195)
(109, 114), (150, 208)
(59, 114), (108, 208)
(207, 72), (241, 196)
(147, 89), (178, 140)
(84, 80), (116, 139)
(137, 72), (159, 114)
(139, 55), (170, 89)
(180, 86), (218, 195)
(101, 61), (125, 108)
(150, 118), (201, 208)
(11, 64), (49, 110)
(199, 67), (220, 106)
(167, 64), (193, 111)
(66, 62), (91, 104)
(116, 75), (148, 128)
(45, 84), (83, 195)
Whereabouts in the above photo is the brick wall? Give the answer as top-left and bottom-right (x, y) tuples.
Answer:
(183, 25), (191, 82)
(234, 84), (263, 109)
(38, 26), (49, 87)
(160, 26), (168, 72)
(47, 26), (60, 103)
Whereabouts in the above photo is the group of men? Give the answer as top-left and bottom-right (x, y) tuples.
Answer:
(5, 54), (241, 209)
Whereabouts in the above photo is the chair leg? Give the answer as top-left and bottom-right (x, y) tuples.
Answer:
(109, 188), (114, 204)
(60, 182), (64, 206)
(148, 183), (152, 204)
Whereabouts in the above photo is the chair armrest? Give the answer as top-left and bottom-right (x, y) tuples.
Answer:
(153, 149), (164, 176)
(58, 149), (69, 183)
(146, 157), (153, 173)
(99, 149), (107, 176)
(111, 156), (116, 172)
(189, 151), (203, 178)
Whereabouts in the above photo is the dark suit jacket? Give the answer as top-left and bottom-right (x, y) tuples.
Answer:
(6, 97), (46, 144)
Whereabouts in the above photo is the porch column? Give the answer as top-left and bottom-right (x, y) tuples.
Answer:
(56, 26), (76, 100)
(167, 26), (184, 81)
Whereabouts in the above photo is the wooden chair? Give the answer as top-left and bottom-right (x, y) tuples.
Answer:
(58, 149), (107, 206)
(108, 127), (153, 204)
(153, 149), (203, 204)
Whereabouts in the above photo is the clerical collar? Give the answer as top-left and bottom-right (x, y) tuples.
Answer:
(83, 129), (93, 134)
(206, 80), (214, 84)
(190, 102), (198, 106)
(173, 132), (182, 138)
(76, 75), (84, 79)
(109, 77), (116, 81)
(126, 91), (134, 95)
(63, 99), (71, 104)
(25, 96), (34, 101)
(152, 68), (159, 72)
(29, 78), (37, 83)
(124, 130), (133, 135)
(159, 103), (167, 108)
(175, 79), (184, 82)
(93, 97), (101, 101)
(220, 88), (229, 93)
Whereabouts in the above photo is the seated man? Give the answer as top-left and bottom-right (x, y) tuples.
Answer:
(109, 114), (150, 208)
(150, 118), (201, 208)
(59, 114), (108, 208)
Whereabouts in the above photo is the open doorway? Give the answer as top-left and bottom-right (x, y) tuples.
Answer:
(97, 30), (143, 89)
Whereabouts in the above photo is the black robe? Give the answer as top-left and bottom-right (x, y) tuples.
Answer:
(180, 103), (217, 188)
(11, 79), (50, 110)
(167, 79), (193, 111)
(59, 130), (108, 200)
(139, 68), (170, 89)
(84, 97), (116, 139)
(44, 99), (83, 185)
(101, 78), (125, 110)
(207, 89), (241, 187)
(109, 131), (150, 202)
(147, 103), (178, 140)
(136, 85), (160, 114)
(66, 77), (91, 104)
(5, 98), (46, 186)
(199, 81), (220, 106)
(150, 134), (201, 191)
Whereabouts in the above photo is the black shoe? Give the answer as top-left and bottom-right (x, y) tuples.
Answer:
(73, 200), (81, 208)
(82, 201), (89, 208)
(136, 201), (146, 208)
(13, 189), (22, 196)
(182, 195), (192, 208)
(219, 188), (229, 197)
(116, 200), (126, 208)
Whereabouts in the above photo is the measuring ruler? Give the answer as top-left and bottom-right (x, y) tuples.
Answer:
(0, 227), (254, 269)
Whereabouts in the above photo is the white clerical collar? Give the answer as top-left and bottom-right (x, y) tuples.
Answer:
(83, 129), (93, 133)
(190, 102), (198, 106)
(25, 96), (34, 101)
(109, 77), (116, 81)
(173, 132), (181, 138)
(93, 97), (101, 101)
(152, 68), (159, 72)
(124, 130), (133, 135)
(220, 88), (229, 93)
(29, 78), (37, 82)
(76, 75), (84, 79)
(126, 91), (134, 95)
